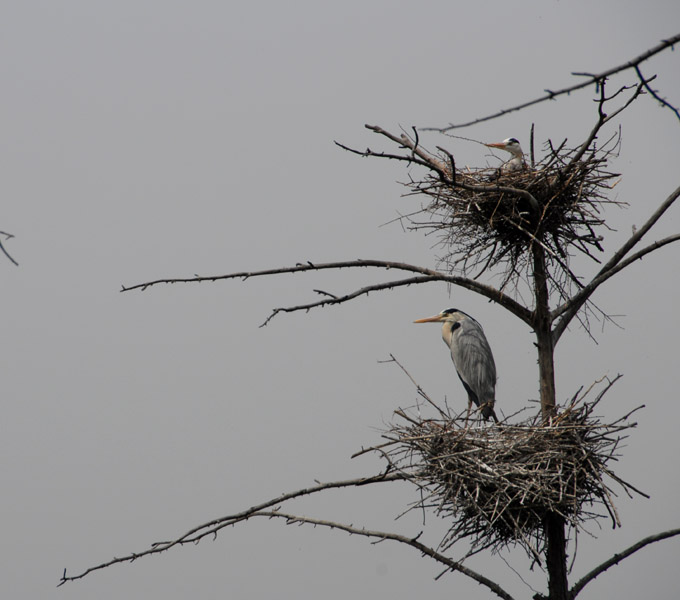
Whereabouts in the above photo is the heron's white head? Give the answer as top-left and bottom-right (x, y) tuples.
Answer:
(414, 308), (473, 349)
(485, 137), (523, 158)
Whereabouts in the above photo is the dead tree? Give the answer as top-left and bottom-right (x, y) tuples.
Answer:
(60, 36), (680, 600)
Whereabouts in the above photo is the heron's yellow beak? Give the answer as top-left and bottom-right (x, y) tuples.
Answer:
(485, 142), (506, 150)
(413, 314), (443, 324)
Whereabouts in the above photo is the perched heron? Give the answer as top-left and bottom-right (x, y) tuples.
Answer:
(414, 308), (498, 423)
(486, 137), (525, 172)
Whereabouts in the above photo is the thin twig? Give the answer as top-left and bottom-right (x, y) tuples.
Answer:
(635, 65), (680, 121)
(386, 353), (449, 419)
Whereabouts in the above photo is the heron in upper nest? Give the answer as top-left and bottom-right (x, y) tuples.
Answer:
(486, 137), (525, 173)
(414, 308), (499, 423)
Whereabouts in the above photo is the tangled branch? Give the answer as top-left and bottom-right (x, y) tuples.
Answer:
(425, 33), (680, 130)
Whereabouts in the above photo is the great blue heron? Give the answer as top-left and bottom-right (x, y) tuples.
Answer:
(414, 308), (498, 423)
(485, 137), (525, 173)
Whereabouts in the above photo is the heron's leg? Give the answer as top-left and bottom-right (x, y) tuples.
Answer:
(490, 408), (499, 425)
(481, 401), (500, 425)
(465, 398), (472, 426)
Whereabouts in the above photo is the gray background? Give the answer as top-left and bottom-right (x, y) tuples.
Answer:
(2, 1), (679, 598)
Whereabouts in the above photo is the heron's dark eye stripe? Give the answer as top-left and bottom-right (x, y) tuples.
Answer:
(508, 138), (520, 144)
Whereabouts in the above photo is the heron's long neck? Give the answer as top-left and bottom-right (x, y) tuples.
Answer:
(441, 322), (454, 348)
(503, 154), (525, 172)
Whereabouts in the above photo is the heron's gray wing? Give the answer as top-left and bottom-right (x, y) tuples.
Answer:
(449, 319), (497, 407)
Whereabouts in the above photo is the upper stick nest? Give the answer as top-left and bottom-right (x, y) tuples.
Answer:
(404, 136), (623, 290)
(374, 381), (644, 560)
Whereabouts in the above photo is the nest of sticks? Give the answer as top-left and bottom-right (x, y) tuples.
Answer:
(342, 126), (624, 294)
(372, 379), (645, 560)
(406, 135), (623, 289)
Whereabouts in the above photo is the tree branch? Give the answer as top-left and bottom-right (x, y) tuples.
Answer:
(334, 139), (438, 173)
(635, 65), (680, 122)
(365, 124), (449, 176)
(552, 184), (680, 344)
(254, 510), (517, 600)
(567, 77), (648, 169)
(424, 33), (680, 131)
(579, 232), (680, 291)
(570, 528), (680, 598)
(59, 467), (516, 600)
(121, 259), (534, 326)
(359, 124), (540, 211)
(58, 471), (406, 586)
(262, 275), (436, 327)
(0, 230), (18, 266)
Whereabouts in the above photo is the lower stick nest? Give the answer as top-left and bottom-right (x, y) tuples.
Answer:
(377, 386), (644, 559)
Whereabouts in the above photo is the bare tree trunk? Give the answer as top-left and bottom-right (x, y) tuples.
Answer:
(533, 245), (569, 600)
(532, 245), (556, 421)
(545, 514), (569, 600)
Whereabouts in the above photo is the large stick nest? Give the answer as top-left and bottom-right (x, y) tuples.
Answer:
(374, 380), (645, 560)
(341, 125), (625, 298)
(405, 135), (623, 291)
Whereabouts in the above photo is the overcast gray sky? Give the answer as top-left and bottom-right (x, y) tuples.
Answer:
(2, 2), (679, 599)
